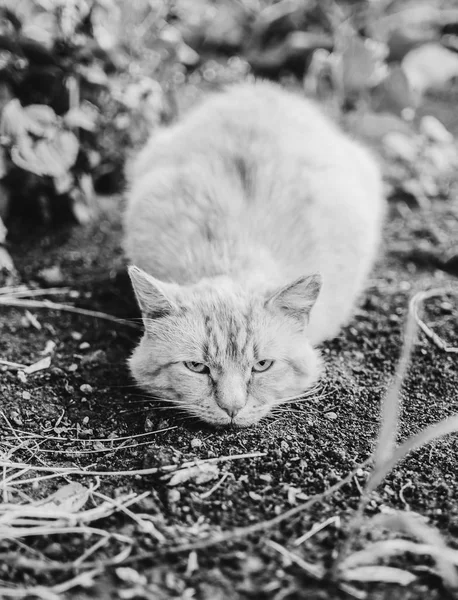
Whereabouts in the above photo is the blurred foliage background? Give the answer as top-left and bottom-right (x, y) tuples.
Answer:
(1, 0), (458, 281)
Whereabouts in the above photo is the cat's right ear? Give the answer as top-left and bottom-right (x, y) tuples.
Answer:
(128, 266), (178, 321)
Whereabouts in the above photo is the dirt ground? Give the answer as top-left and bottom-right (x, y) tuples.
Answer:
(1, 89), (458, 600)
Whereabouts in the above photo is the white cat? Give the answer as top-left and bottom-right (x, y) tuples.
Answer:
(124, 81), (385, 427)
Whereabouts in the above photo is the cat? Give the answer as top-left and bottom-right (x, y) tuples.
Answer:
(124, 80), (385, 427)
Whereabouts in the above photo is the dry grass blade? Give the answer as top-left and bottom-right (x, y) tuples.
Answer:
(374, 303), (418, 468)
(341, 539), (458, 571)
(410, 289), (458, 354)
(266, 541), (366, 599)
(0, 568), (103, 599)
(368, 511), (458, 588)
(1, 452), (267, 490)
(294, 516), (340, 546)
(367, 414), (458, 493)
(266, 540), (325, 580)
(0, 297), (140, 329)
(340, 566), (416, 585)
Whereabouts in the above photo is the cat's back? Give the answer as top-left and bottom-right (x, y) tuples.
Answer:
(125, 82), (384, 343)
(129, 81), (344, 182)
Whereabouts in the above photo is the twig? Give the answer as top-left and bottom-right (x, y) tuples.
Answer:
(0, 297), (140, 329)
(0, 288), (72, 298)
(410, 289), (458, 354)
(294, 516), (340, 546)
(266, 540), (365, 600)
(1, 451), (267, 485)
(0, 359), (27, 369)
(200, 472), (230, 499)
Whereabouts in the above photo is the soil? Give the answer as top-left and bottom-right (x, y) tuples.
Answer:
(1, 91), (458, 600)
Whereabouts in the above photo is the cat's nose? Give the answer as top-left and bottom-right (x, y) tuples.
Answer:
(215, 384), (246, 418)
(218, 396), (246, 418)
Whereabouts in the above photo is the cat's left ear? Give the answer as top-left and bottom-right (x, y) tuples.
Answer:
(128, 266), (179, 321)
(265, 274), (322, 324)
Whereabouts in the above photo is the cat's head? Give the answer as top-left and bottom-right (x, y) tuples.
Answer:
(128, 266), (323, 427)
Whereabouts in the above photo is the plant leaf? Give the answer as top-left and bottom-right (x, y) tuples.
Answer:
(167, 463), (220, 487)
(341, 565), (416, 585)
(402, 43), (458, 96)
(38, 482), (90, 513)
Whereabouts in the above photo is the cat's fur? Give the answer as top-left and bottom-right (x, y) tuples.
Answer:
(124, 81), (385, 427)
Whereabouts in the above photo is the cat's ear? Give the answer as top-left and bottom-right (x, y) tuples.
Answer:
(128, 266), (179, 320)
(266, 274), (321, 323)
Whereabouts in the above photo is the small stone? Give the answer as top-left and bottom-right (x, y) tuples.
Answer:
(17, 370), (27, 383)
(79, 342), (90, 350)
(167, 489), (181, 504)
(22, 391), (31, 400)
(80, 384), (93, 394)
(190, 438), (203, 449)
(39, 265), (64, 285)
(325, 411), (338, 420)
(80, 349), (107, 366)
(10, 410), (22, 426)
(68, 363), (78, 372)
(82, 416), (89, 425)
(280, 440), (290, 452)
(144, 416), (154, 432)
(44, 542), (63, 559)
(71, 332), (83, 341)
(249, 491), (263, 501)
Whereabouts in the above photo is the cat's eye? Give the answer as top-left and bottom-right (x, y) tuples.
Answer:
(184, 361), (210, 374)
(252, 359), (274, 373)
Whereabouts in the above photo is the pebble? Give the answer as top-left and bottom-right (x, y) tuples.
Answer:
(190, 438), (203, 449)
(144, 416), (154, 432)
(68, 363), (78, 372)
(71, 332), (82, 340)
(325, 411), (338, 420)
(79, 342), (90, 350)
(17, 370), (27, 383)
(167, 489), (181, 504)
(22, 391), (31, 400)
(80, 384), (93, 394)
(10, 410), (23, 425)
(81, 349), (107, 366)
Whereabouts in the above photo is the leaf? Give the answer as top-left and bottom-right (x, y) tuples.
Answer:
(402, 43), (458, 96)
(77, 64), (109, 86)
(346, 111), (413, 142)
(21, 11), (56, 50)
(24, 355), (51, 374)
(341, 36), (387, 94)
(420, 115), (454, 143)
(0, 99), (28, 141)
(23, 104), (58, 131)
(371, 66), (417, 116)
(64, 105), (99, 132)
(343, 539), (458, 569)
(38, 482), (89, 513)
(383, 131), (419, 162)
(167, 463), (220, 487)
(370, 511), (458, 588)
(340, 565), (416, 585)
(12, 130), (79, 177)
